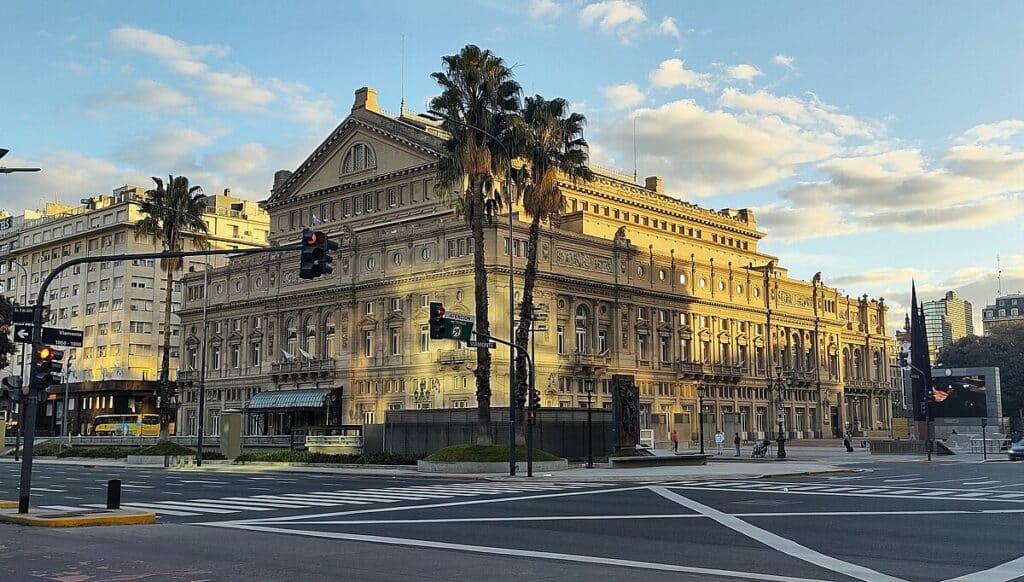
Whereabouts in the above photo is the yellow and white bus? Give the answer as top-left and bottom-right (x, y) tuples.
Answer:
(91, 414), (168, 436)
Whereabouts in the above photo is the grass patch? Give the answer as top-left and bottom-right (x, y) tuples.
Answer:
(424, 444), (560, 463)
(234, 450), (420, 465)
(28, 441), (223, 460)
(137, 442), (196, 456)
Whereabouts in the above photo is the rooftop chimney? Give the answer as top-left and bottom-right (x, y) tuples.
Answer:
(352, 87), (380, 113)
(644, 175), (663, 193)
(273, 170), (293, 190)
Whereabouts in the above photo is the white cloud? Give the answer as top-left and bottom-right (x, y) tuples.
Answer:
(717, 88), (882, 138)
(0, 151), (149, 211)
(594, 98), (839, 195)
(602, 83), (645, 109)
(118, 127), (219, 171)
(828, 267), (934, 289)
(726, 63), (763, 82)
(579, 0), (646, 41)
(528, 0), (564, 20)
(953, 120), (1024, 145)
(86, 80), (194, 115)
(109, 26), (337, 130)
(658, 16), (680, 38)
(756, 203), (859, 242)
(649, 59), (712, 90)
(772, 54), (795, 68)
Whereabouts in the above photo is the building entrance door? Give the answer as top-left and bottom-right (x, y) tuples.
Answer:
(830, 406), (841, 438)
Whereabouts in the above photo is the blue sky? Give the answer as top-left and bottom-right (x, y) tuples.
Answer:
(3, 1), (1023, 329)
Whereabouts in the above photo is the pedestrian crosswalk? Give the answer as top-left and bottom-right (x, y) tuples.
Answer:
(663, 479), (1024, 503)
(39, 481), (602, 518)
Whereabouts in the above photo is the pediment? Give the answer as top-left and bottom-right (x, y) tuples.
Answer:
(267, 111), (442, 205)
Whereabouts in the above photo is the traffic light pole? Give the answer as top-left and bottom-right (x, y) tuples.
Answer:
(17, 243), (301, 513)
(470, 330), (533, 477)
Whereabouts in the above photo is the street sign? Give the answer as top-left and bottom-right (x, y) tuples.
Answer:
(12, 306), (36, 324)
(445, 312), (475, 323)
(41, 327), (84, 348)
(13, 325), (32, 343)
(468, 340), (496, 349)
(444, 319), (474, 342)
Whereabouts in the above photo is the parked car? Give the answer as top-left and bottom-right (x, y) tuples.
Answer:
(1009, 437), (1024, 461)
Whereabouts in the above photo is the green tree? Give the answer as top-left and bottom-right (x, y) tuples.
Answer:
(432, 45), (521, 445)
(936, 324), (1024, 419)
(135, 175), (209, 441)
(0, 295), (14, 371)
(510, 96), (593, 426)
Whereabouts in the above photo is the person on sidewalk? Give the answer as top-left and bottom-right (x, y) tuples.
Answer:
(671, 429), (679, 452)
(843, 433), (854, 453)
(714, 430), (724, 455)
(734, 432), (741, 456)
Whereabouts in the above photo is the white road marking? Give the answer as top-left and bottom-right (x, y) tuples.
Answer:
(39, 505), (90, 512)
(883, 478), (923, 483)
(961, 481), (999, 486)
(650, 486), (907, 582)
(202, 522), (835, 582)
(942, 554), (1024, 582)
(114, 503), (201, 517)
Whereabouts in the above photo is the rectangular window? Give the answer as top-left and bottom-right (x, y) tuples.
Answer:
(231, 345), (240, 368)
(420, 325), (430, 353)
(364, 192), (373, 212)
(598, 330), (608, 354)
(364, 301), (374, 315)
(638, 334), (648, 361)
(659, 336), (670, 362)
(557, 325), (565, 354)
(419, 293), (429, 308)
(363, 330), (374, 358)
(387, 188), (397, 208)
(211, 346), (221, 370)
(250, 342), (262, 367)
(391, 297), (401, 312)
(390, 327), (401, 356)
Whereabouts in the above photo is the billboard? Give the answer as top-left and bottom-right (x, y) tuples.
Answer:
(931, 374), (988, 418)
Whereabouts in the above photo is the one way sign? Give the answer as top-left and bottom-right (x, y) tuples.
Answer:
(13, 324), (32, 343)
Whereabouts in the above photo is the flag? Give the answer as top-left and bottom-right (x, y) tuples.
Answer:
(909, 281), (933, 421)
(280, 349), (294, 362)
(297, 348), (312, 360)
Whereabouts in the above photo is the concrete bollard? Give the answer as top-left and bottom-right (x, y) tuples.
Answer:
(106, 479), (121, 509)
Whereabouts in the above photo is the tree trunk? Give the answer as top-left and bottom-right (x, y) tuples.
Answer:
(158, 265), (175, 442)
(470, 175), (493, 445)
(512, 216), (543, 446)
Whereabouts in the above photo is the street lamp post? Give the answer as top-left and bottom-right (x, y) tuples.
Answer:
(10, 260), (29, 462)
(773, 365), (787, 459)
(697, 384), (707, 455)
(584, 378), (595, 468)
(428, 110), (517, 476)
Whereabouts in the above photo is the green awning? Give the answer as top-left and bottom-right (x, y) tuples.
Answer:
(247, 389), (332, 410)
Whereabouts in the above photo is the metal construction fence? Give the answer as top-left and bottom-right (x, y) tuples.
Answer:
(375, 408), (617, 459)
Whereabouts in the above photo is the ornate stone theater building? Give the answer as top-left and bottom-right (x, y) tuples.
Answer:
(177, 87), (897, 444)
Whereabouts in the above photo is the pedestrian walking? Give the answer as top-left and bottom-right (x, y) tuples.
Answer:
(714, 430), (724, 455)
(671, 429), (679, 453)
(734, 432), (741, 456)
(843, 433), (854, 453)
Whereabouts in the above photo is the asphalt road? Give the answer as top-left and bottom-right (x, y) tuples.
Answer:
(2, 460), (1022, 582)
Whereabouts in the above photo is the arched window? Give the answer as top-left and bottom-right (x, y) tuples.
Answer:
(791, 332), (801, 370)
(853, 348), (863, 380)
(324, 313), (336, 358)
(285, 318), (297, 358)
(842, 347), (851, 380)
(574, 305), (589, 353)
(304, 316), (316, 358)
(342, 143), (377, 174)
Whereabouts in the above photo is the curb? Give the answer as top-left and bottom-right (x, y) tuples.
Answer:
(0, 509), (155, 528)
(0, 500), (17, 508)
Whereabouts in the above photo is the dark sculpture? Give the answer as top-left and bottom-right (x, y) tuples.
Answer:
(612, 374), (640, 450)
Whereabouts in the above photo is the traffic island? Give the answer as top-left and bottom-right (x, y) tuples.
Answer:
(0, 507), (155, 527)
(0, 500), (17, 508)
(609, 453), (708, 468)
(417, 444), (568, 474)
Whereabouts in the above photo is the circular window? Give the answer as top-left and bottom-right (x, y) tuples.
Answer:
(234, 279), (242, 292)
(558, 299), (566, 309)
(753, 287), (761, 298)
(456, 290), (464, 302)
(254, 276), (263, 288)
(699, 277), (707, 289)
(718, 280), (726, 292)
(420, 247), (431, 261)
(366, 257), (376, 271)
(215, 283), (223, 294)
(679, 273), (687, 285)
(736, 284), (743, 294)
(636, 265), (645, 277)
(392, 252), (402, 266)
(600, 305), (607, 315)
(659, 269), (666, 281)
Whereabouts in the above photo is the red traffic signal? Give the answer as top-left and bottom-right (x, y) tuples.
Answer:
(36, 346), (61, 361)
(429, 302), (446, 339)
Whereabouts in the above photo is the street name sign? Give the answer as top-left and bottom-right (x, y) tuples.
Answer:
(12, 306), (35, 324)
(13, 325), (32, 343)
(41, 327), (84, 348)
(446, 312), (475, 323)
(468, 340), (496, 349)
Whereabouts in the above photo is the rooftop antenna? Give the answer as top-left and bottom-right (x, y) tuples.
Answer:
(632, 117), (638, 183)
(399, 35), (406, 115)
(997, 254), (1003, 296)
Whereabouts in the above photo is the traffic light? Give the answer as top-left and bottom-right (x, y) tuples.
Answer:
(530, 389), (541, 409)
(299, 229), (339, 279)
(1, 375), (23, 397)
(898, 351), (909, 368)
(31, 345), (64, 392)
(429, 302), (446, 340)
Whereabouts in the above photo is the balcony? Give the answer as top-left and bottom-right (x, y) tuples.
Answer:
(177, 369), (199, 383)
(568, 351), (610, 374)
(270, 357), (337, 381)
(437, 349), (470, 367)
(674, 361), (746, 382)
(787, 370), (816, 386)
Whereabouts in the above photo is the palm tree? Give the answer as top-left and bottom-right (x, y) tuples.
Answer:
(511, 96), (593, 417)
(431, 45), (521, 445)
(135, 175), (209, 441)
